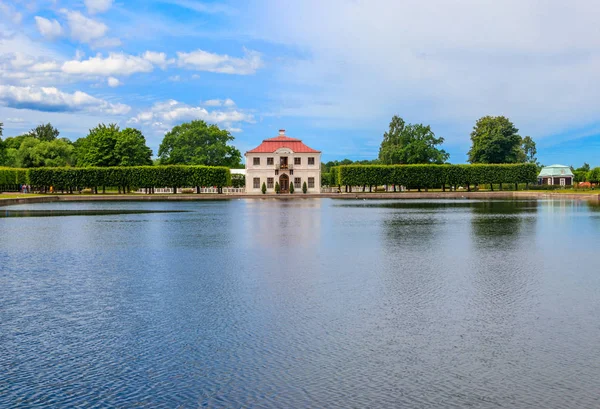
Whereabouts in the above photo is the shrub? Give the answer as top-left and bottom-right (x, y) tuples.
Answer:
(302, 181), (308, 194)
(275, 182), (280, 194)
(261, 182), (267, 194)
(289, 181), (295, 194)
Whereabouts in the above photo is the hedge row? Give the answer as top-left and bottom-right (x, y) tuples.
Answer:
(0, 167), (28, 190)
(1, 166), (231, 192)
(330, 164), (539, 189)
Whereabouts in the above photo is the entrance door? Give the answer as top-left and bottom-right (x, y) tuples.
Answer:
(279, 174), (289, 192)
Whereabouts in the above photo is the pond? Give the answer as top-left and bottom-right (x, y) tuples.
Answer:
(1, 198), (599, 407)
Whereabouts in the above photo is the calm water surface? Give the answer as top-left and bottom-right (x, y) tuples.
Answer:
(1, 198), (600, 408)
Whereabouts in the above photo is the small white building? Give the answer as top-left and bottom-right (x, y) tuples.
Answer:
(245, 130), (321, 194)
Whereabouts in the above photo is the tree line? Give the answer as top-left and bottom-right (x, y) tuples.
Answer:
(1, 115), (595, 175)
(0, 120), (242, 169)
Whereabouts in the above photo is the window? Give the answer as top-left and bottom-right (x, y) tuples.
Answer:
(253, 178), (260, 189)
(308, 157), (315, 165)
(267, 178), (274, 189)
(275, 170), (279, 176)
(294, 157), (301, 165)
(290, 170), (294, 175)
(253, 157), (260, 166)
(267, 157), (274, 166)
(308, 177), (315, 188)
(294, 178), (301, 188)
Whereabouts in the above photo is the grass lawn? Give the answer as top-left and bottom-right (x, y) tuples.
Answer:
(0, 194), (45, 200)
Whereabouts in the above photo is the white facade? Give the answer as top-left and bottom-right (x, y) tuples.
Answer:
(245, 130), (321, 194)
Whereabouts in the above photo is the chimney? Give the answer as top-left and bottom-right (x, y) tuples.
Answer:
(279, 129), (285, 136)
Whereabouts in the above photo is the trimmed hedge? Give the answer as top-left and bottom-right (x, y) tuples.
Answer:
(332, 164), (538, 189)
(7, 165), (230, 193)
(0, 167), (28, 191)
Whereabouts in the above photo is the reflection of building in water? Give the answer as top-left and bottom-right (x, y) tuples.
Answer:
(240, 199), (322, 248)
(245, 130), (321, 194)
(537, 164), (573, 186)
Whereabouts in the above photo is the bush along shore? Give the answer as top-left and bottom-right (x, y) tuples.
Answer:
(328, 164), (539, 192)
(0, 166), (230, 194)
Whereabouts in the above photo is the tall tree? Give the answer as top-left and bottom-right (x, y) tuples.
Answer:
(28, 123), (59, 142)
(378, 115), (449, 164)
(520, 135), (537, 164)
(158, 120), (241, 167)
(468, 116), (523, 163)
(114, 128), (153, 166)
(15, 137), (74, 167)
(76, 124), (153, 167)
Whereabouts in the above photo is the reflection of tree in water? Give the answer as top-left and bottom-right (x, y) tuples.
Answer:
(470, 201), (538, 246)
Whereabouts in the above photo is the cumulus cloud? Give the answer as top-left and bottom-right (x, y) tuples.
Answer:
(142, 51), (171, 68)
(59, 9), (113, 46)
(128, 99), (254, 129)
(107, 76), (121, 87)
(0, 85), (130, 115)
(34, 16), (63, 39)
(62, 53), (154, 76)
(176, 48), (263, 75)
(84, 0), (114, 14)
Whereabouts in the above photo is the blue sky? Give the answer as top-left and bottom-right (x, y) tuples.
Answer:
(1, 0), (600, 167)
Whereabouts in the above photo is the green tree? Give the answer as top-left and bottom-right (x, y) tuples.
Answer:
(15, 137), (74, 167)
(573, 163), (590, 183)
(115, 128), (153, 166)
(588, 167), (600, 185)
(302, 181), (308, 194)
(378, 115), (449, 164)
(261, 182), (267, 194)
(275, 181), (280, 194)
(76, 124), (153, 167)
(468, 116), (523, 163)
(520, 136), (537, 164)
(158, 120), (241, 167)
(28, 123), (59, 142)
(289, 181), (295, 194)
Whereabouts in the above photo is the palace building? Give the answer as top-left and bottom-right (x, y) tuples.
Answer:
(245, 130), (321, 194)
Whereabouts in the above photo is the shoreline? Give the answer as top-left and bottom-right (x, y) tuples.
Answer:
(1, 191), (599, 207)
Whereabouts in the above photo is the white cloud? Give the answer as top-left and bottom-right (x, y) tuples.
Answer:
(0, 2), (22, 24)
(107, 76), (121, 87)
(62, 53), (154, 76)
(59, 9), (110, 45)
(241, 0), (600, 140)
(0, 85), (130, 115)
(85, 0), (114, 14)
(34, 16), (63, 39)
(168, 75), (181, 82)
(177, 48), (263, 75)
(129, 99), (254, 129)
(143, 51), (171, 68)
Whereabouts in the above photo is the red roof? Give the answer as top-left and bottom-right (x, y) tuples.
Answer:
(246, 131), (320, 154)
